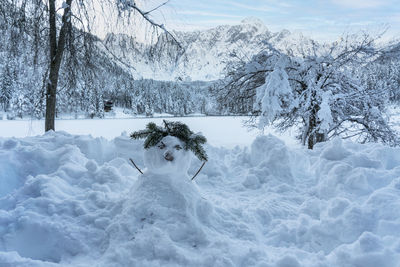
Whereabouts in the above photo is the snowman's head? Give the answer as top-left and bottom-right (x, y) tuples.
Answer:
(143, 135), (192, 175)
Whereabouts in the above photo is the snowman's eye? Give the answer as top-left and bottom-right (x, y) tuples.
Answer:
(158, 142), (166, 149)
(174, 145), (182, 150)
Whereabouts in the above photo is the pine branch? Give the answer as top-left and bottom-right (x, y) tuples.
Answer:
(192, 143), (208, 161)
(144, 131), (167, 148)
(130, 120), (208, 161)
(130, 130), (151, 140)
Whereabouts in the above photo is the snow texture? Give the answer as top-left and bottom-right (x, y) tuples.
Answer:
(1, 131), (400, 266)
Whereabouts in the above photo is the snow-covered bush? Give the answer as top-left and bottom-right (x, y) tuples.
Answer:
(254, 56), (294, 127)
(258, 43), (398, 149)
(222, 33), (399, 149)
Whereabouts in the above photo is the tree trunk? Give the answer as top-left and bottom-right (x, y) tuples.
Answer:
(307, 113), (316, 149)
(45, 0), (72, 131)
(307, 89), (322, 150)
(45, 70), (58, 131)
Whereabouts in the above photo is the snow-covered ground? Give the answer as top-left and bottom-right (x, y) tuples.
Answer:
(1, 117), (400, 266)
(0, 116), (299, 148)
(389, 106), (400, 132)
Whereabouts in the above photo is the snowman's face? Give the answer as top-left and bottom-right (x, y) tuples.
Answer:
(143, 136), (192, 175)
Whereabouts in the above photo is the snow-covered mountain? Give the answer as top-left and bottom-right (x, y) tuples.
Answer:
(102, 17), (315, 81)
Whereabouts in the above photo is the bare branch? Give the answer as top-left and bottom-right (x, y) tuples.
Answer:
(144, 0), (169, 15)
(120, 0), (181, 48)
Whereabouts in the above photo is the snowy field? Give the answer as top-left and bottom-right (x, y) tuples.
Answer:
(1, 117), (400, 266)
(0, 116), (298, 148)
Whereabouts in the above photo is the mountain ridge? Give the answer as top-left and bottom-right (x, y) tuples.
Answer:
(101, 17), (315, 81)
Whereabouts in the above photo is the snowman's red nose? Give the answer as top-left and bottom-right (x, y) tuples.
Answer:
(164, 152), (174, 161)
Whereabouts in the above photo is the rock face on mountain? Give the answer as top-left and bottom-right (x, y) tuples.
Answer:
(102, 18), (315, 81)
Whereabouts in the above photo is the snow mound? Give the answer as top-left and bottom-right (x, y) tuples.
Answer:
(0, 132), (140, 265)
(247, 135), (294, 186)
(1, 131), (400, 266)
(101, 172), (212, 266)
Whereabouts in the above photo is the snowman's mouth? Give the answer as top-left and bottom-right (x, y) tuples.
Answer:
(164, 153), (174, 162)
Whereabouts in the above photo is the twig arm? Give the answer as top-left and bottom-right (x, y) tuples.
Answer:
(129, 158), (144, 174)
(191, 161), (206, 181)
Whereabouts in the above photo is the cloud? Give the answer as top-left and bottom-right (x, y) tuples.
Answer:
(177, 10), (242, 18)
(331, 0), (387, 9)
(164, 16), (241, 32)
(183, 18), (241, 26)
(223, 1), (276, 12)
(163, 0), (400, 42)
(389, 13), (400, 23)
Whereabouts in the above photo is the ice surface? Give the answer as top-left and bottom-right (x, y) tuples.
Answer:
(0, 130), (400, 266)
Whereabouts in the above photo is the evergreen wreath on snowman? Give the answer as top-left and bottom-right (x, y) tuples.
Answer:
(130, 120), (207, 180)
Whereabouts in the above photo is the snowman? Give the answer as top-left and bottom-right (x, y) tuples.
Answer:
(99, 121), (212, 263)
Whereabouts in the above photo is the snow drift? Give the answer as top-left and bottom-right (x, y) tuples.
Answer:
(0, 131), (400, 266)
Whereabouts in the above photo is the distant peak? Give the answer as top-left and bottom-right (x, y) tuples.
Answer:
(241, 17), (264, 26)
(280, 29), (291, 35)
(240, 17), (268, 33)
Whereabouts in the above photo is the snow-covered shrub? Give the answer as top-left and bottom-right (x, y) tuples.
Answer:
(257, 47), (398, 149)
(254, 56), (294, 128)
(222, 33), (399, 149)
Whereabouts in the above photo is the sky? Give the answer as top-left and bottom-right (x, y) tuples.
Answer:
(145, 0), (400, 42)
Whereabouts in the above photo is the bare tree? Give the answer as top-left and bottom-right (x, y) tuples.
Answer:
(44, 0), (179, 131)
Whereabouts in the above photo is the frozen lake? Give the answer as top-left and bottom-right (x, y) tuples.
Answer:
(0, 116), (298, 147)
